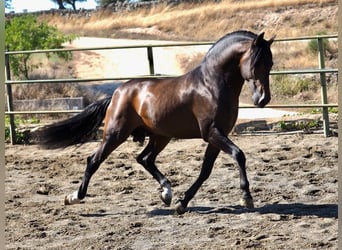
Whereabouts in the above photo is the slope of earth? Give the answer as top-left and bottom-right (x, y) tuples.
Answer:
(41, 0), (338, 41)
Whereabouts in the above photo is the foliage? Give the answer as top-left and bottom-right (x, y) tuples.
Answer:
(311, 107), (338, 115)
(96, 0), (126, 7)
(5, 15), (76, 79)
(51, 0), (88, 10)
(328, 107), (338, 114)
(5, 116), (40, 144)
(307, 31), (331, 56)
(276, 120), (320, 132)
(271, 75), (318, 97)
(5, 0), (12, 9)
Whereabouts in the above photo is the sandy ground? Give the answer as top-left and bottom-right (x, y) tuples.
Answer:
(5, 133), (338, 249)
(5, 37), (337, 249)
(65, 37), (210, 78)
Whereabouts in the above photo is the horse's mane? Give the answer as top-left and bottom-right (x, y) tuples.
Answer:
(205, 30), (268, 69)
(211, 30), (257, 48)
(206, 30), (256, 56)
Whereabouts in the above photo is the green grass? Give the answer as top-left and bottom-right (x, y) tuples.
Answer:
(276, 119), (321, 132)
(5, 116), (41, 144)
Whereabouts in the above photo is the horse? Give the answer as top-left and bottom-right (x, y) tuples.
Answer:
(35, 30), (274, 214)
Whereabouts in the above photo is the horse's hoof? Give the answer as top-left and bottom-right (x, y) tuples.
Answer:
(160, 182), (172, 206)
(160, 194), (172, 207)
(240, 197), (254, 209)
(175, 200), (187, 215)
(64, 195), (73, 205)
(64, 191), (81, 205)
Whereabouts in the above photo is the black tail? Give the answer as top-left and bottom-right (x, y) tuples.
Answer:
(34, 97), (112, 149)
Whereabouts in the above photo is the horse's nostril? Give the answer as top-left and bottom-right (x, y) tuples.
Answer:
(252, 92), (261, 106)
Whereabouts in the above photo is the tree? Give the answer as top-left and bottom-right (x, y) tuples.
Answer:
(67, 0), (88, 10)
(5, 15), (76, 79)
(51, 0), (87, 10)
(5, 0), (12, 9)
(96, 0), (125, 7)
(56, 0), (66, 9)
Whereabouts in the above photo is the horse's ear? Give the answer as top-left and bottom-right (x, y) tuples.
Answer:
(254, 32), (265, 46)
(268, 35), (276, 45)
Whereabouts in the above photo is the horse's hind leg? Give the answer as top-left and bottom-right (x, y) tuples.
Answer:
(65, 128), (130, 205)
(175, 144), (220, 214)
(136, 135), (172, 206)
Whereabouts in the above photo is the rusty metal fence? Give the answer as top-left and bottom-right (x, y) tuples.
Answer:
(5, 34), (338, 143)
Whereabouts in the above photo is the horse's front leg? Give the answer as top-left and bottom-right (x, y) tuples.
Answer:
(207, 127), (254, 209)
(175, 144), (220, 214)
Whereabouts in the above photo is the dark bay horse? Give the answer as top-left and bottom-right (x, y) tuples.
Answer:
(36, 30), (274, 214)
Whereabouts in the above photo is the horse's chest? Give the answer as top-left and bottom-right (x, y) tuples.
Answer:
(214, 98), (239, 132)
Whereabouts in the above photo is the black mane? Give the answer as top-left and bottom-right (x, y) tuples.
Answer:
(205, 30), (270, 70)
(206, 30), (256, 57)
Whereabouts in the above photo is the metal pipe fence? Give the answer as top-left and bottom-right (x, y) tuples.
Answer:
(5, 34), (338, 143)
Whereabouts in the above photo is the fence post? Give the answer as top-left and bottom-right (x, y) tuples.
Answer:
(317, 37), (330, 137)
(147, 46), (155, 75)
(5, 51), (17, 144)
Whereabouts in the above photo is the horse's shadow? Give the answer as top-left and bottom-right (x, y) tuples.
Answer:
(148, 203), (338, 219)
(79, 203), (337, 219)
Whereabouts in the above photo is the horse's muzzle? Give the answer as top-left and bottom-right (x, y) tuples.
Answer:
(248, 79), (271, 108)
(253, 91), (270, 108)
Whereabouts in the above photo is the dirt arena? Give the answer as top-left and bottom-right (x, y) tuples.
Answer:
(5, 33), (338, 249)
(5, 129), (337, 249)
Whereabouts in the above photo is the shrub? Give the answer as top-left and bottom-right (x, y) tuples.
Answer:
(5, 15), (77, 79)
(307, 31), (331, 56)
(271, 75), (318, 97)
(5, 116), (39, 144)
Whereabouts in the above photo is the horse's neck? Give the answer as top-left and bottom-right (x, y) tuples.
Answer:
(198, 53), (245, 104)
(200, 54), (244, 87)
(191, 39), (251, 105)
(202, 43), (249, 81)
(206, 42), (249, 69)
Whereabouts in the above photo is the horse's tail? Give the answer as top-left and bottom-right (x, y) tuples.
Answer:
(34, 97), (112, 149)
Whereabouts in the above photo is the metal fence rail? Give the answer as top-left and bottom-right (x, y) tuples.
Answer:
(5, 34), (338, 143)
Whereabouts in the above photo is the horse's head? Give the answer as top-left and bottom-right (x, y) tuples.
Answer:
(240, 32), (274, 108)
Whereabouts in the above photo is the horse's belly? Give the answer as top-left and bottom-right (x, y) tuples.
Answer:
(153, 115), (202, 139)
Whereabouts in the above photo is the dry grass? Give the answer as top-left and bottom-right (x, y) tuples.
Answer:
(30, 0), (338, 106)
(11, 54), (98, 106)
(41, 0), (337, 41)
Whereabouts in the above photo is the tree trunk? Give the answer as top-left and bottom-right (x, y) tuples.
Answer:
(57, 0), (66, 9)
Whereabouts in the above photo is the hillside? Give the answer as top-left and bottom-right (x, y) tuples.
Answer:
(37, 0), (338, 105)
(39, 0), (338, 41)
(9, 0), (337, 109)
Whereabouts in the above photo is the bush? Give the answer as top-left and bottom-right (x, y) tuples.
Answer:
(307, 31), (331, 56)
(271, 75), (318, 97)
(5, 116), (40, 144)
(5, 15), (77, 79)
